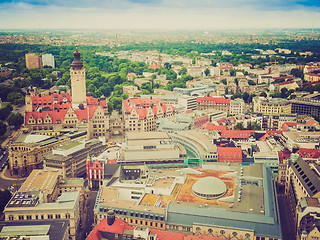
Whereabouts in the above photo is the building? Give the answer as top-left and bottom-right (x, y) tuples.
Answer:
(4, 191), (81, 240)
(290, 94), (320, 120)
(197, 97), (231, 114)
(296, 197), (320, 240)
(93, 163), (282, 240)
(178, 95), (197, 111)
(0, 220), (69, 240)
(3, 168), (84, 240)
(253, 97), (291, 115)
(43, 138), (106, 178)
(279, 132), (320, 151)
(304, 73), (320, 82)
(118, 132), (184, 164)
(169, 130), (217, 162)
(217, 147), (242, 163)
(70, 48), (87, 109)
(285, 156), (320, 237)
(230, 98), (245, 115)
(42, 53), (55, 68)
(25, 53), (42, 69)
(87, 215), (226, 240)
(7, 129), (86, 177)
(122, 97), (175, 132)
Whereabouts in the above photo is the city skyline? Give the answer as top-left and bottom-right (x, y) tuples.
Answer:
(0, 0), (320, 30)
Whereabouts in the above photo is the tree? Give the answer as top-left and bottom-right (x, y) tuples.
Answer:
(0, 120), (7, 136)
(248, 80), (256, 86)
(243, 92), (250, 103)
(0, 104), (13, 121)
(179, 67), (187, 75)
(204, 68), (210, 76)
(260, 92), (267, 97)
(7, 112), (24, 130)
(235, 122), (245, 130)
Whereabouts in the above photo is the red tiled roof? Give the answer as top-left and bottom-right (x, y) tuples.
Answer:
(123, 97), (174, 119)
(197, 96), (231, 104)
(86, 218), (227, 240)
(273, 80), (294, 86)
(278, 150), (292, 164)
(201, 122), (226, 131)
(217, 147), (242, 162)
(305, 119), (319, 125)
(220, 130), (254, 139)
(266, 130), (283, 136)
(297, 148), (320, 159)
(149, 64), (161, 69)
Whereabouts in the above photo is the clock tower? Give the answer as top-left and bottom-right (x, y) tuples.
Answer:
(70, 48), (87, 109)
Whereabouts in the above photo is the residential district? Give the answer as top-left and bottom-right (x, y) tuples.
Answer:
(0, 35), (320, 240)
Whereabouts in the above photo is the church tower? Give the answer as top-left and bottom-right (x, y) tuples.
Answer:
(70, 48), (87, 109)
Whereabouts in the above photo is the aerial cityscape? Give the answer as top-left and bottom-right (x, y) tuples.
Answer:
(0, 1), (320, 240)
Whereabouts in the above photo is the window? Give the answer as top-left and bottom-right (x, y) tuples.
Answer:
(8, 216), (14, 221)
(65, 214), (70, 219)
(208, 228), (213, 234)
(56, 214), (61, 219)
(26, 215), (32, 220)
(196, 227), (201, 232)
(48, 214), (53, 219)
(19, 215), (24, 220)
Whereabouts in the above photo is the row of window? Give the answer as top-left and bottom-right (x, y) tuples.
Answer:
(11, 213), (70, 221)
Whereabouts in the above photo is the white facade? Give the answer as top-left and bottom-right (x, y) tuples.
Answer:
(178, 95), (197, 111)
(42, 54), (55, 68)
(230, 98), (245, 115)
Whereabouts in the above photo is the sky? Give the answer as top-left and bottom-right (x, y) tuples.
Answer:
(0, 0), (320, 30)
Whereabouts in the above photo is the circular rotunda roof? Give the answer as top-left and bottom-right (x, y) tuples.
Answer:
(192, 176), (227, 199)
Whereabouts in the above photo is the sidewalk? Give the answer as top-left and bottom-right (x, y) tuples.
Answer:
(0, 166), (27, 181)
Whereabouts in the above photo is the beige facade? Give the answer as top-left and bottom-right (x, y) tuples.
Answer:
(70, 50), (87, 109)
(253, 97), (292, 115)
(4, 191), (81, 240)
(43, 139), (106, 178)
(8, 131), (73, 177)
(88, 106), (110, 138)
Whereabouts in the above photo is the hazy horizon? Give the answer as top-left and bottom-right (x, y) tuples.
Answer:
(0, 0), (320, 30)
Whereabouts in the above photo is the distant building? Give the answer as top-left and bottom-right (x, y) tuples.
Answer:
(304, 73), (320, 82)
(290, 94), (320, 120)
(25, 53), (42, 69)
(178, 95), (197, 111)
(122, 97), (175, 132)
(197, 96), (231, 114)
(253, 97), (291, 115)
(230, 98), (245, 115)
(42, 53), (55, 68)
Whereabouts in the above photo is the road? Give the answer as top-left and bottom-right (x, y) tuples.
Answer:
(278, 194), (296, 240)
(79, 190), (98, 239)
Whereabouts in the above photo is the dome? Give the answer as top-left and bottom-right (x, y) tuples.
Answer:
(192, 177), (227, 199)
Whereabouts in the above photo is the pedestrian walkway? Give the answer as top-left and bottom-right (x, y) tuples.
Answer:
(0, 166), (27, 181)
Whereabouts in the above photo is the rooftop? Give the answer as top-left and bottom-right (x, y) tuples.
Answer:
(19, 169), (61, 196)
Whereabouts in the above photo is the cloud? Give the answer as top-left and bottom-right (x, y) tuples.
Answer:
(0, 0), (319, 29)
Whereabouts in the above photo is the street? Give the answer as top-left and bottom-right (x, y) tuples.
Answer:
(79, 190), (98, 239)
(278, 194), (296, 240)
